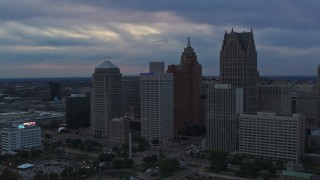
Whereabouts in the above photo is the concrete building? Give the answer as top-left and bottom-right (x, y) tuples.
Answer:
(122, 76), (140, 117)
(258, 82), (292, 114)
(91, 61), (122, 137)
(66, 94), (90, 129)
(206, 84), (243, 152)
(293, 83), (317, 126)
(1, 121), (41, 154)
(108, 117), (130, 143)
(307, 129), (320, 154)
(220, 29), (258, 113)
(140, 72), (174, 141)
(167, 38), (202, 135)
(149, 62), (165, 73)
(239, 112), (305, 163)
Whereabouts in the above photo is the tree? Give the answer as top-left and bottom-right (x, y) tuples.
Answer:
(143, 155), (158, 163)
(0, 168), (21, 180)
(112, 159), (123, 169)
(123, 159), (134, 168)
(159, 159), (180, 178)
(210, 159), (227, 173)
(151, 139), (159, 145)
(44, 133), (52, 140)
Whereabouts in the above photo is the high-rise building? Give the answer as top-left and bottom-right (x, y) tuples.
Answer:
(150, 62), (165, 73)
(292, 83), (317, 127)
(239, 112), (305, 163)
(91, 61), (122, 137)
(140, 72), (174, 141)
(318, 65), (320, 127)
(122, 76), (140, 117)
(258, 82), (292, 114)
(220, 29), (258, 113)
(66, 94), (90, 129)
(49, 82), (61, 101)
(206, 84), (243, 152)
(167, 38), (202, 135)
(1, 121), (41, 154)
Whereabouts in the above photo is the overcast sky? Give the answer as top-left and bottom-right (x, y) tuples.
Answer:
(0, 0), (319, 78)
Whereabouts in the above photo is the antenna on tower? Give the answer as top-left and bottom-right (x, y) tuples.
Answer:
(187, 37), (191, 47)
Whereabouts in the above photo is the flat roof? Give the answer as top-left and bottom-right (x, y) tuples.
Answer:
(17, 163), (34, 169)
(282, 170), (312, 178)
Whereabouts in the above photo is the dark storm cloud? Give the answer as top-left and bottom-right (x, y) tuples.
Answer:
(0, 0), (319, 77)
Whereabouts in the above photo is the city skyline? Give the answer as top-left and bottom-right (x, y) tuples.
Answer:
(0, 1), (319, 78)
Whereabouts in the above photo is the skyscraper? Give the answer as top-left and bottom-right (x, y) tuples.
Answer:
(91, 61), (122, 137)
(220, 29), (258, 113)
(206, 84), (243, 152)
(140, 72), (174, 141)
(318, 65), (320, 127)
(49, 82), (61, 101)
(66, 94), (90, 129)
(167, 38), (202, 135)
(150, 62), (165, 73)
(258, 82), (292, 114)
(122, 76), (140, 117)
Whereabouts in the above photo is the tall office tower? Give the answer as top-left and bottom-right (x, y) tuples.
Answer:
(220, 29), (258, 113)
(239, 112), (305, 163)
(140, 72), (174, 141)
(167, 38), (202, 135)
(66, 94), (90, 129)
(258, 82), (292, 114)
(318, 65), (320, 127)
(294, 83), (317, 127)
(122, 76), (140, 117)
(49, 82), (61, 101)
(91, 61), (122, 137)
(206, 84), (243, 152)
(1, 121), (41, 154)
(150, 61), (165, 73)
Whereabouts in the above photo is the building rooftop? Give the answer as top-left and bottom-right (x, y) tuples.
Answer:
(281, 170), (312, 179)
(96, 61), (119, 69)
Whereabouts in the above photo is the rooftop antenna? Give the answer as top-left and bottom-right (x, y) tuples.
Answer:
(187, 37), (191, 47)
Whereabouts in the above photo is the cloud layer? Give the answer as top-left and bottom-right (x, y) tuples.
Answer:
(0, 0), (319, 77)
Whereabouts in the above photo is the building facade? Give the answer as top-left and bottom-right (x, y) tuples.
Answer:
(49, 82), (61, 101)
(239, 112), (305, 163)
(258, 83), (292, 114)
(206, 84), (243, 152)
(1, 121), (41, 154)
(91, 61), (122, 137)
(220, 29), (258, 113)
(122, 76), (140, 117)
(167, 38), (202, 135)
(149, 62), (165, 73)
(140, 72), (174, 141)
(66, 94), (90, 129)
(108, 117), (130, 143)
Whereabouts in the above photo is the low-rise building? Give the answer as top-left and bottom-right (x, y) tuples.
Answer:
(239, 112), (305, 163)
(1, 121), (41, 154)
(108, 117), (130, 143)
(280, 170), (312, 180)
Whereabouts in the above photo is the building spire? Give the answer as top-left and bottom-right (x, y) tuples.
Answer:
(187, 37), (191, 47)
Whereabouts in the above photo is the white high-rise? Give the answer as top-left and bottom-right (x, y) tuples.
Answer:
(206, 84), (243, 152)
(91, 61), (122, 137)
(140, 72), (174, 141)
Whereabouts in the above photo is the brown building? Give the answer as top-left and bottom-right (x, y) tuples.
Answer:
(220, 29), (258, 113)
(167, 38), (202, 135)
